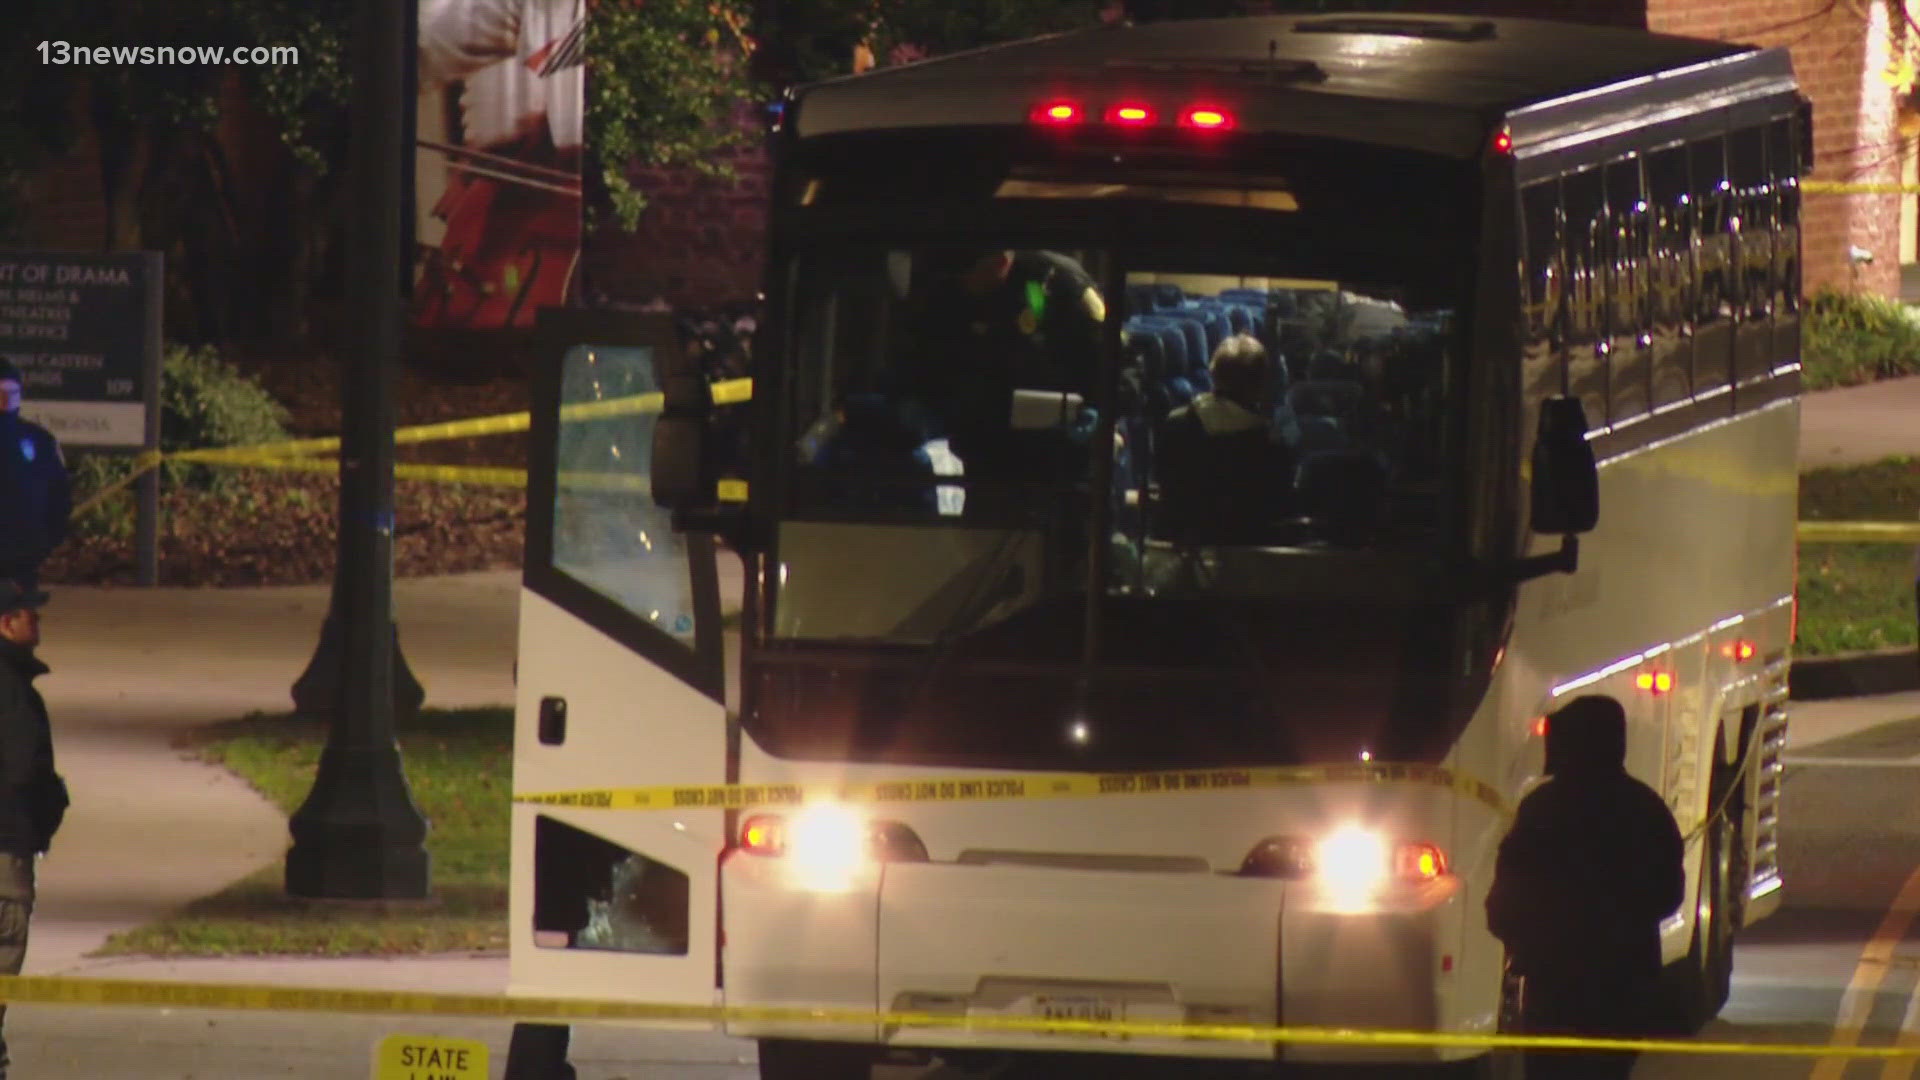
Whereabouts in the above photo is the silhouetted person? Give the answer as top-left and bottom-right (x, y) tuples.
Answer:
(1486, 694), (1684, 1080)
(0, 361), (71, 589)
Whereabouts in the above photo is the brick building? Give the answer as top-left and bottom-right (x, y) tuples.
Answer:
(13, 1), (1912, 309)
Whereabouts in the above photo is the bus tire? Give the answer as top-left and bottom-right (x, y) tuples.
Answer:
(756, 1038), (872, 1080)
(503, 1022), (576, 1080)
(1661, 756), (1739, 1033)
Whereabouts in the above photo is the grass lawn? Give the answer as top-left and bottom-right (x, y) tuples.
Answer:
(1797, 457), (1920, 657)
(96, 707), (512, 957)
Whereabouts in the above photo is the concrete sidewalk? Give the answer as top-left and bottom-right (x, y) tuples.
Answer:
(24, 572), (519, 979)
(1797, 372), (1920, 471)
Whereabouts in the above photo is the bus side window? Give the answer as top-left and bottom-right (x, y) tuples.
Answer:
(1689, 135), (1734, 404)
(1646, 144), (1693, 409)
(1728, 125), (1773, 388)
(1562, 166), (1609, 428)
(1768, 116), (1801, 371)
(1606, 156), (1650, 425)
(1520, 179), (1564, 429)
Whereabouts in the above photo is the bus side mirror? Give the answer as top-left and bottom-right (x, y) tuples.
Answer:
(652, 366), (715, 513)
(1530, 396), (1598, 536)
(1509, 396), (1598, 584)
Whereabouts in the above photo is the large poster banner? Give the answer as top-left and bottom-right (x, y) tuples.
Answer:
(414, 0), (585, 330)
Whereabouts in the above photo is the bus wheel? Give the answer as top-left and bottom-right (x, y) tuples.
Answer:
(756, 1039), (873, 1080)
(503, 1023), (576, 1080)
(1664, 758), (1739, 1033)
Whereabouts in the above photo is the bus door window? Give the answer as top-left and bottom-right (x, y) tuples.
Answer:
(552, 343), (698, 644)
(1606, 156), (1651, 426)
(1562, 166), (1610, 429)
(1689, 135), (1734, 403)
(1646, 144), (1694, 409)
(1728, 125), (1774, 389)
(1769, 116), (1802, 370)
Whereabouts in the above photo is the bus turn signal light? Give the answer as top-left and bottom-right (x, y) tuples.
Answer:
(1634, 671), (1675, 695)
(1722, 640), (1757, 662)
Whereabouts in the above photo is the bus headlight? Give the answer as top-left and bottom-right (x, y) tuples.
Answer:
(739, 805), (929, 893)
(1317, 825), (1390, 900)
(1240, 828), (1449, 900)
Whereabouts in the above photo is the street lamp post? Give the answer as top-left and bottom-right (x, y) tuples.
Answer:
(285, 0), (430, 900)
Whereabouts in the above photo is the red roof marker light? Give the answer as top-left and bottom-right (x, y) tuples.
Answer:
(1106, 103), (1155, 125)
(1491, 129), (1513, 155)
(1180, 106), (1235, 130)
(1033, 101), (1083, 124)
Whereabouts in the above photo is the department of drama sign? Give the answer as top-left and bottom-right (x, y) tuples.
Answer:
(0, 252), (161, 448)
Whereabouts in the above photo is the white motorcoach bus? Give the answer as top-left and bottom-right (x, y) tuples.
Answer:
(505, 13), (1804, 1078)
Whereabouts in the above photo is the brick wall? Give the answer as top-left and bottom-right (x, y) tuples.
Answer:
(1647, 0), (1904, 297)
(579, 107), (773, 309)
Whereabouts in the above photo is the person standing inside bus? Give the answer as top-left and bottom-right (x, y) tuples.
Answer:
(1485, 694), (1685, 1079)
(907, 249), (1106, 484)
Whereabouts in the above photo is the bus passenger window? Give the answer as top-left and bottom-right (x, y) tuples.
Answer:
(1729, 126), (1773, 388)
(1562, 166), (1609, 428)
(1520, 181), (1564, 421)
(1606, 157), (1650, 425)
(1646, 145), (1693, 409)
(1767, 116), (1800, 372)
(1689, 136), (1734, 402)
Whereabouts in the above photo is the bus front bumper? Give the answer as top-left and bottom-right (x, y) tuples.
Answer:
(720, 857), (1480, 1064)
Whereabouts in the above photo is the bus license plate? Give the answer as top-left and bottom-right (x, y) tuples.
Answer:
(1029, 995), (1123, 1033)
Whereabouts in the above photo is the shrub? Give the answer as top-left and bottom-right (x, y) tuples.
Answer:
(71, 346), (292, 533)
(1802, 288), (1920, 390)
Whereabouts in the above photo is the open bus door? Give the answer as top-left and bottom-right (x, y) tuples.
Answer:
(508, 309), (731, 1048)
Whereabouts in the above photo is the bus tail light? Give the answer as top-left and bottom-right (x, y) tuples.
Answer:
(1722, 639), (1757, 662)
(1635, 671), (1675, 695)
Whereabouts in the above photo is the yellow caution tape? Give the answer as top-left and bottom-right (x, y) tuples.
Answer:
(515, 761), (1510, 817)
(0, 974), (1911, 1057)
(70, 449), (166, 518)
(1798, 520), (1920, 543)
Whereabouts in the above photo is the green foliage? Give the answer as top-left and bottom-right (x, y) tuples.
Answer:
(1802, 288), (1920, 390)
(227, 0), (354, 175)
(588, 0), (758, 230)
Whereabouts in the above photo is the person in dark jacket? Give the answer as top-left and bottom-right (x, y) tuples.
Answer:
(0, 360), (72, 589)
(1486, 694), (1685, 1079)
(0, 577), (67, 1079)
(1156, 333), (1295, 546)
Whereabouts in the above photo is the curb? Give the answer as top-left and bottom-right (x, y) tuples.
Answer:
(1790, 647), (1920, 700)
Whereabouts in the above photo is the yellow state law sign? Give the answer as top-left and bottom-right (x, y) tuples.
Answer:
(373, 1033), (488, 1080)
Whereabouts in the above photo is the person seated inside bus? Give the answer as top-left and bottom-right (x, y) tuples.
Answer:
(799, 393), (939, 513)
(900, 248), (1106, 486)
(1153, 334), (1296, 547)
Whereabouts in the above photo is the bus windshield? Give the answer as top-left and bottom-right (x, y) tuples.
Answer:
(775, 243), (1461, 644)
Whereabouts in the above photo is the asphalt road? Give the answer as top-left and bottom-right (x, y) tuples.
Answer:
(7, 725), (1920, 1079)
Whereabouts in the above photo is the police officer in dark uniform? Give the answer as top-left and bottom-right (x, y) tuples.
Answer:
(907, 249), (1106, 485)
(1486, 694), (1686, 1079)
(0, 361), (71, 589)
